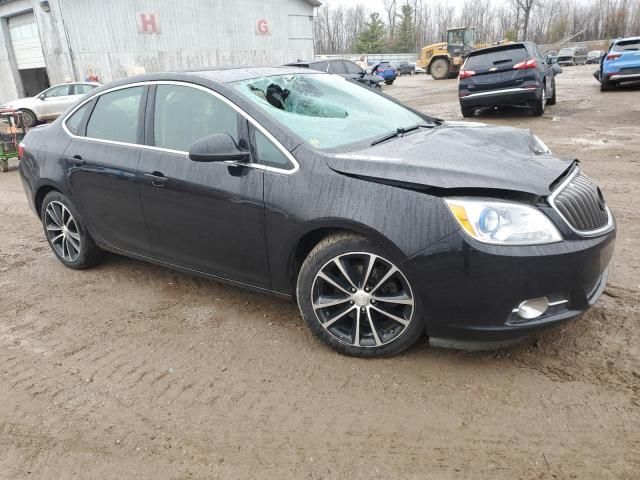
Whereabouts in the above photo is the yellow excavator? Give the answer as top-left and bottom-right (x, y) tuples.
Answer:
(418, 27), (508, 80)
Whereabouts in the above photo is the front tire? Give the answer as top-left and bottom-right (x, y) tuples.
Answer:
(41, 191), (103, 269)
(430, 58), (450, 80)
(18, 109), (37, 127)
(296, 233), (424, 357)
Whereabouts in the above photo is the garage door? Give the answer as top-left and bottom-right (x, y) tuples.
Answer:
(8, 12), (45, 70)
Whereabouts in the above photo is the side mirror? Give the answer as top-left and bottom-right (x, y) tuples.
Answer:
(188, 133), (250, 163)
(38, 93), (46, 100)
(551, 63), (562, 75)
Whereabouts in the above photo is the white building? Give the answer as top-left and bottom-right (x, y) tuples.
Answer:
(0, 0), (319, 103)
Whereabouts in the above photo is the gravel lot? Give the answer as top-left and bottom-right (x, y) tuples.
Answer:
(0, 65), (638, 479)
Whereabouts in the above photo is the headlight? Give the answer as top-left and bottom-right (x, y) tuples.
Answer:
(444, 198), (562, 245)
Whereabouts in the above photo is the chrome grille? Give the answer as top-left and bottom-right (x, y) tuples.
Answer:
(550, 171), (611, 235)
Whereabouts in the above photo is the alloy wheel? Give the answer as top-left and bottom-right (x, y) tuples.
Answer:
(45, 201), (81, 262)
(311, 252), (414, 348)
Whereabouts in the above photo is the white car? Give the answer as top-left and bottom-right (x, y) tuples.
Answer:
(0, 82), (100, 127)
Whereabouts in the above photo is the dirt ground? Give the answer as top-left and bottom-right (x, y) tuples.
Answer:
(0, 65), (638, 480)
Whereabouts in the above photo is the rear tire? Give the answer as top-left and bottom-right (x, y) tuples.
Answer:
(600, 79), (614, 91)
(296, 233), (424, 357)
(531, 88), (546, 116)
(547, 79), (557, 106)
(18, 109), (37, 128)
(41, 191), (103, 269)
(430, 58), (450, 80)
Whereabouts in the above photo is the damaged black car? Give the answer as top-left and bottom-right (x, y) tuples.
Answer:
(18, 67), (615, 357)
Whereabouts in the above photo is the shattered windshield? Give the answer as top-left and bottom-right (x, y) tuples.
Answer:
(231, 73), (426, 149)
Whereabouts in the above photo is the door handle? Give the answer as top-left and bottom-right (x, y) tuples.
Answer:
(65, 154), (85, 166)
(144, 171), (168, 187)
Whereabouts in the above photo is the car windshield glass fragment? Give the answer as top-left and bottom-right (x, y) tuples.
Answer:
(231, 74), (425, 149)
(558, 48), (576, 55)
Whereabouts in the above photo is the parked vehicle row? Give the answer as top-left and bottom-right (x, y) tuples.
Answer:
(557, 47), (589, 66)
(18, 66), (615, 357)
(285, 59), (384, 90)
(367, 61), (397, 85)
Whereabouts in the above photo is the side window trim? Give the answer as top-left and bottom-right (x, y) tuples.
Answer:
(143, 84), (156, 147)
(61, 81), (298, 174)
(78, 97), (98, 137)
(146, 83), (249, 157)
(248, 124), (294, 169)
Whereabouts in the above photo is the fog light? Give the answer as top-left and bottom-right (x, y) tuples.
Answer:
(515, 297), (549, 320)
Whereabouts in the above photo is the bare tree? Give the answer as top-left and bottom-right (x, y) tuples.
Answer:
(312, 0), (640, 55)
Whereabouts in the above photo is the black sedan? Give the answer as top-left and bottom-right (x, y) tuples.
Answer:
(18, 67), (615, 357)
(459, 42), (562, 117)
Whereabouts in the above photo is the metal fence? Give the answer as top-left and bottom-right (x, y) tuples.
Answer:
(314, 53), (418, 64)
(539, 40), (609, 53)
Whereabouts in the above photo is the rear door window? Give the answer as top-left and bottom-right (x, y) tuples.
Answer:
(73, 84), (96, 95)
(465, 46), (528, 69)
(86, 86), (144, 144)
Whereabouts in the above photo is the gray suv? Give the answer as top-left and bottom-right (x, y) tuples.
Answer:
(557, 47), (588, 66)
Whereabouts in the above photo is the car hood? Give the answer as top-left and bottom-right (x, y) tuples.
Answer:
(0, 97), (40, 110)
(326, 122), (574, 196)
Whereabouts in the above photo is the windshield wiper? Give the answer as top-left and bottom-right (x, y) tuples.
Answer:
(370, 123), (433, 146)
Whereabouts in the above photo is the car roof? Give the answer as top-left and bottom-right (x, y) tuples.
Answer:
(614, 36), (640, 43)
(187, 66), (323, 83)
(109, 66), (323, 86)
(51, 81), (100, 87)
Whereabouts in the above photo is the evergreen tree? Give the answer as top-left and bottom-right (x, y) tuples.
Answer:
(395, 3), (416, 53)
(356, 13), (386, 53)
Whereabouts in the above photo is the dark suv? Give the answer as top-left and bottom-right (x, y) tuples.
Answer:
(459, 42), (562, 117)
(285, 59), (384, 90)
(557, 47), (588, 66)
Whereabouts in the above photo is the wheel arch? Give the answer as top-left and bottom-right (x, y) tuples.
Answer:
(288, 221), (406, 296)
(34, 183), (62, 216)
(17, 108), (38, 123)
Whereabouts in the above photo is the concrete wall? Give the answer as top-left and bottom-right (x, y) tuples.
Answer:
(0, 0), (316, 104)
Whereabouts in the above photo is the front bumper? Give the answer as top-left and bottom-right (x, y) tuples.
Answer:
(403, 227), (615, 344)
(460, 87), (540, 109)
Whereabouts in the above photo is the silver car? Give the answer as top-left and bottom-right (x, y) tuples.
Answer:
(0, 82), (99, 127)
